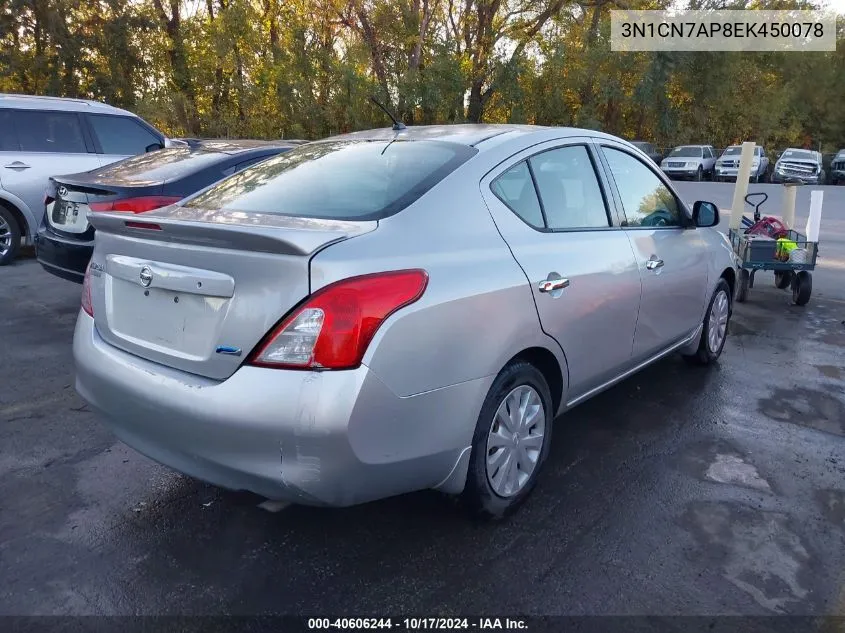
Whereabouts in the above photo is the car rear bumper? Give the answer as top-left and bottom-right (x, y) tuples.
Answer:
(73, 312), (481, 506)
(35, 223), (92, 284)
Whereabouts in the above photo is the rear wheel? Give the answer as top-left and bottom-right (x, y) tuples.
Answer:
(684, 279), (732, 365)
(463, 361), (553, 520)
(774, 271), (792, 290)
(736, 269), (750, 303)
(0, 206), (21, 266)
(792, 271), (812, 306)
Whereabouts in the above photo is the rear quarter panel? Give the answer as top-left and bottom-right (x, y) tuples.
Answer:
(309, 162), (568, 402)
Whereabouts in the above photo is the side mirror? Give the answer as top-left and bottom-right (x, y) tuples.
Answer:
(693, 201), (719, 228)
(145, 142), (164, 153)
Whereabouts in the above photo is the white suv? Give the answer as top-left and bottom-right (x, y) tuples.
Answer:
(0, 94), (176, 265)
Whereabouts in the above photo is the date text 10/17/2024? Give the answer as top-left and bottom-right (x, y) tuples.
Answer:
(307, 618), (529, 630)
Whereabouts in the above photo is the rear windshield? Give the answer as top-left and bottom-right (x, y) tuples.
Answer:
(182, 139), (477, 221)
(669, 146), (702, 157)
(92, 148), (231, 183)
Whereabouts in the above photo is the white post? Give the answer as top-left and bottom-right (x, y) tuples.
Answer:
(805, 190), (823, 242)
(781, 183), (798, 230)
(729, 141), (756, 230)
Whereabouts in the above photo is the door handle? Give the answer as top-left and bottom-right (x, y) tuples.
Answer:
(538, 276), (570, 293)
(3, 161), (31, 171)
(646, 257), (664, 270)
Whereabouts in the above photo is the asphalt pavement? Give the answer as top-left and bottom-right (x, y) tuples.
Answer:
(1, 182), (844, 617)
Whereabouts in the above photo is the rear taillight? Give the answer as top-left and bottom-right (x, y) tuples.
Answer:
(89, 196), (182, 214)
(248, 270), (428, 370)
(81, 263), (94, 317)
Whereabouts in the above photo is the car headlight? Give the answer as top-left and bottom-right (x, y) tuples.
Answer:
(687, 162), (697, 168)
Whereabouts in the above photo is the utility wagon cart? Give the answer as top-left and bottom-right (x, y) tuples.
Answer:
(729, 192), (819, 306)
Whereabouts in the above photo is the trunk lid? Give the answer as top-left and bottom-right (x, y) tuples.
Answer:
(87, 206), (377, 380)
(49, 176), (161, 236)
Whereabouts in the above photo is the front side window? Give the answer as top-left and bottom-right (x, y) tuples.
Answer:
(184, 140), (476, 221)
(529, 146), (609, 229)
(603, 147), (682, 228)
(490, 161), (544, 228)
(88, 115), (161, 155)
(15, 110), (87, 154)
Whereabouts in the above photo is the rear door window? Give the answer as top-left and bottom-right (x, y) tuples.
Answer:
(529, 146), (610, 229)
(183, 140), (476, 221)
(0, 111), (19, 151)
(490, 161), (544, 228)
(15, 110), (88, 154)
(87, 114), (162, 155)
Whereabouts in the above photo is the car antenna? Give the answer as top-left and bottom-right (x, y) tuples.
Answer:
(370, 96), (406, 131)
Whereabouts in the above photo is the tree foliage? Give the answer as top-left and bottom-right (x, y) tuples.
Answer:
(1, 0), (843, 150)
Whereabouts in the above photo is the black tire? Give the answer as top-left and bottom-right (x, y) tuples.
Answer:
(683, 279), (732, 366)
(695, 166), (703, 182)
(792, 271), (812, 306)
(0, 205), (21, 266)
(736, 269), (750, 303)
(774, 270), (792, 290)
(463, 361), (553, 520)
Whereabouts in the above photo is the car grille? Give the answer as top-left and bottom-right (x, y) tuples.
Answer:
(833, 160), (845, 170)
(720, 160), (738, 168)
(779, 161), (817, 176)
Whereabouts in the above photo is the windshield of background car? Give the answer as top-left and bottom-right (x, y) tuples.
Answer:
(183, 139), (477, 221)
(669, 147), (702, 157)
(722, 147), (741, 156)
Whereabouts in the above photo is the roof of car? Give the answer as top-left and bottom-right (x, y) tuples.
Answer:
(0, 93), (140, 116)
(325, 124), (548, 147)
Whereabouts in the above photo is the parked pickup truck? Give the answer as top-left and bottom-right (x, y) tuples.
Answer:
(660, 145), (717, 181)
(714, 145), (769, 183)
(771, 149), (826, 185)
(831, 149), (845, 185)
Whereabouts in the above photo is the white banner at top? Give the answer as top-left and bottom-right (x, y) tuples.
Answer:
(610, 10), (837, 52)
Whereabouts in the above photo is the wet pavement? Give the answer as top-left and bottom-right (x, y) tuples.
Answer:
(1, 183), (844, 616)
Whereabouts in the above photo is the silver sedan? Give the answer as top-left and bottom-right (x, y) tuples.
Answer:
(73, 125), (739, 519)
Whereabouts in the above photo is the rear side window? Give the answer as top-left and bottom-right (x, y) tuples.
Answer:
(529, 146), (609, 229)
(16, 111), (87, 153)
(88, 115), (161, 155)
(0, 111), (19, 151)
(183, 140), (476, 221)
(491, 162), (543, 228)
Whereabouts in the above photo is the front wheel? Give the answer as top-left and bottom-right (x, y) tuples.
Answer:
(695, 166), (703, 181)
(792, 271), (812, 306)
(463, 361), (553, 520)
(683, 279), (732, 365)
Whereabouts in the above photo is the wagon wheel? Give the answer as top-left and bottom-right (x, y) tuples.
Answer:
(774, 270), (792, 290)
(736, 269), (750, 303)
(791, 271), (812, 306)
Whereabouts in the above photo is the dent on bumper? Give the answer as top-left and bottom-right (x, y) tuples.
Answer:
(73, 313), (482, 506)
